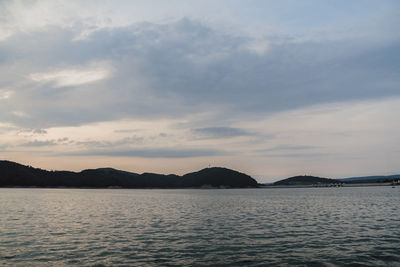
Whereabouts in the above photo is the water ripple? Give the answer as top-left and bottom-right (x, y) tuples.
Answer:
(1, 187), (399, 266)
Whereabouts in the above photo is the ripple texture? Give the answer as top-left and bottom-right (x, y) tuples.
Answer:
(1, 187), (399, 266)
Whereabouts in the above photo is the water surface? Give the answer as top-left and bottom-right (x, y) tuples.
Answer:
(1, 187), (399, 266)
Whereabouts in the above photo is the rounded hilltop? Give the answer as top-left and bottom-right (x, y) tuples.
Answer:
(182, 167), (258, 188)
(273, 175), (341, 186)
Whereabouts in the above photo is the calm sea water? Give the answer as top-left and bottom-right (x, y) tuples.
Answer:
(1, 187), (399, 266)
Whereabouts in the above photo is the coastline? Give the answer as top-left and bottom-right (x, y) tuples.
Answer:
(261, 182), (395, 189)
(0, 183), (395, 190)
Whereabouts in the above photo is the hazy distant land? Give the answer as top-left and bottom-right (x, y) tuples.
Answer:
(270, 175), (399, 187)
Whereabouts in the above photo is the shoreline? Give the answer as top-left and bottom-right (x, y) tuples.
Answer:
(261, 182), (395, 189)
(0, 183), (396, 190)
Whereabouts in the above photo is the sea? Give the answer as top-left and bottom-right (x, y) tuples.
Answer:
(1, 187), (399, 266)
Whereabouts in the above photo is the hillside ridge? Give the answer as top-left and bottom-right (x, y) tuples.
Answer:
(0, 160), (258, 188)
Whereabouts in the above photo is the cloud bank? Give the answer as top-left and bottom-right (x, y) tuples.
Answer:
(0, 0), (399, 181)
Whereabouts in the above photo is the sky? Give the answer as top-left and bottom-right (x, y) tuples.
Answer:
(0, 0), (399, 182)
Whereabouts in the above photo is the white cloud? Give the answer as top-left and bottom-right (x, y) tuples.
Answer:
(244, 37), (270, 55)
(12, 111), (29, 117)
(0, 29), (12, 41)
(0, 0), (110, 41)
(0, 90), (14, 100)
(29, 64), (111, 87)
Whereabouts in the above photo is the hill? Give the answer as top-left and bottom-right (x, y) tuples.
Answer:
(0, 160), (258, 188)
(338, 174), (400, 183)
(273, 175), (341, 186)
(182, 167), (257, 188)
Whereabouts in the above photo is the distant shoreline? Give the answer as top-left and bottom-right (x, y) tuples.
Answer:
(1, 183), (396, 190)
(261, 182), (395, 189)
(0, 186), (258, 190)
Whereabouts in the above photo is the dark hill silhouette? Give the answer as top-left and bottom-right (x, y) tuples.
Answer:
(274, 175), (341, 186)
(182, 167), (257, 187)
(338, 174), (400, 183)
(0, 160), (258, 188)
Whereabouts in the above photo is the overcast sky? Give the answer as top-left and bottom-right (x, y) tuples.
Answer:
(1, 0), (399, 182)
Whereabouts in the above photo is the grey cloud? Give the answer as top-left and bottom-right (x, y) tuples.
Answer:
(21, 139), (57, 147)
(18, 135), (144, 149)
(76, 136), (144, 148)
(33, 128), (47, 134)
(114, 136), (145, 146)
(20, 137), (70, 147)
(192, 127), (252, 139)
(114, 129), (139, 133)
(16, 128), (48, 136)
(61, 147), (226, 158)
(0, 126), (16, 134)
(75, 140), (106, 147)
(259, 145), (318, 153)
(0, 144), (8, 150)
(1, 18), (399, 128)
(57, 137), (71, 144)
(255, 145), (321, 158)
(263, 153), (333, 158)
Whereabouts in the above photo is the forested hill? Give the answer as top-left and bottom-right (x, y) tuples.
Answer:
(0, 160), (258, 188)
(273, 175), (341, 185)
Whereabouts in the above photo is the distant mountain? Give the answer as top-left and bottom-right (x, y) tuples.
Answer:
(338, 174), (400, 183)
(0, 160), (258, 188)
(273, 175), (341, 186)
(273, 174), (400, 185)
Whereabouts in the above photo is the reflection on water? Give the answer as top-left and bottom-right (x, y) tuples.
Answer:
(1, 187), (399, 266)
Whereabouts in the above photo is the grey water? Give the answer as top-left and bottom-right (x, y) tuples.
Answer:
(1, 187), (399, 266)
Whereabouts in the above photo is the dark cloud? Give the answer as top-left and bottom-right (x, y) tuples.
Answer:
(1, 18), (399, 128)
